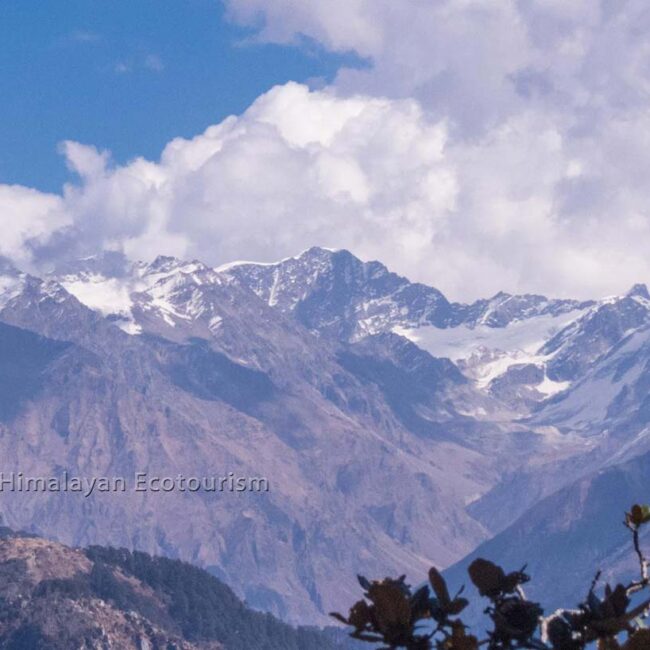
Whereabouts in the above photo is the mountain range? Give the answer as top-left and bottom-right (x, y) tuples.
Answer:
(0, 246), (648, 625)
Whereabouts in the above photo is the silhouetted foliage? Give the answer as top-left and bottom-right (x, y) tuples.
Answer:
(332, 503), (650, 649)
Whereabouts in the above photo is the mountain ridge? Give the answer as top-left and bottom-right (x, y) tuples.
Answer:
(0, 246), (648, 625)
(0, 528), (356, 649)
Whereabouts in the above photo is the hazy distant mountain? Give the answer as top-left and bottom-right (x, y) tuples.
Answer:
(443, 449), (650, 626)
(0, 246), (647, 625)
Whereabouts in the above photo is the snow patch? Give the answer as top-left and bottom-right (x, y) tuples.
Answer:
(60, 275), (135, 317)
(0, 275), (24, 310)
(395, 311), (585, 393)
(395, 310), (584, 362)
(536, 375), (571, 396)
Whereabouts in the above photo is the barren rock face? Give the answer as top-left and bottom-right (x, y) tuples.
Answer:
(0, 530), (348, 649)
(0, 531), (217, 649)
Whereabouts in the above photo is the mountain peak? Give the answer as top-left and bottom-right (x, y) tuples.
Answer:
(217, 246), (347, 273)
(146, 254), (185, 273)
(627, 283), (650, 300)
(299, 245), (342, 258)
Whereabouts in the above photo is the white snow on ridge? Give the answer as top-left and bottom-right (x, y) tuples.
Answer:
(394, 310), (586, 393)
(59, 273), (145, 334)
(473, 351), (542, 388)
(0, 274), (25, 310)
(394, 310), (584, 362)
(216, 259), (280, 272)
(216, 247), (341, 273)
(60, 274), (136, 318)
(536, 375), (571, 396)
(56, 258), (227, 335)
(537, 326), (650, 430)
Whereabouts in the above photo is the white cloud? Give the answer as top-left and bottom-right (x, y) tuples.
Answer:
(60, 141), (110, 179)
(216, 0), (650, 298)
(143, 54), (164, 73)
(226, 0), (532, 133)
(48, 84), (458, 287)
(225, 1), (650, 130)
(112, 54), (164, 75)
(5, 2), (650, 300)
(0, 185), (69, 265)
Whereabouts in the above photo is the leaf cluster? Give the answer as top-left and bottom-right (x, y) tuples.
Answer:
(331, 569), (474, 649)
(331, 504), (650, 650)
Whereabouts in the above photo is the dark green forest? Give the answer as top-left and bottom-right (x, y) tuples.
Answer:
(83, 545), (352, 650)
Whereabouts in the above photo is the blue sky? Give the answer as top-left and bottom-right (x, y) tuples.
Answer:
(0, 0), (359, 192)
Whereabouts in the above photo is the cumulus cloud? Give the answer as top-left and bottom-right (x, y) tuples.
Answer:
(224, 0), (650, 135)
(219, 0), (650, 297)
(4, 2), (650, 300)
(37, 84), (458, 286)
(0, 79), (645, 300)
(0, 185), (69, 266)
(225, 0), (532, 132)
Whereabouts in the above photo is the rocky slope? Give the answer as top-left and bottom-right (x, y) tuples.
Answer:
(0, 528), (352, 649)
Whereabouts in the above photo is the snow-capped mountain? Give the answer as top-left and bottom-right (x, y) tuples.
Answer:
(50, 250), (650, 538)
(542, 283), (650, 382)
(47, 247), (607, 414)
(48, 254), (650, 462)
(221, 247), (603, 409)
(220, 246), (592, 339)
(54, 253), (229, 336)
(0, 246), (648, 625)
